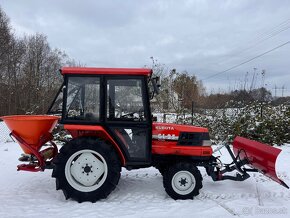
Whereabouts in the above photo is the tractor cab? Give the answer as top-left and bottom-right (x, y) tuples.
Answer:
(48, 67), (154, 164)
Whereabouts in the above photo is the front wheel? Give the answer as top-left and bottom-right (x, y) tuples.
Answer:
(52, 137), (121, 203)
(163, 162), (202, 200)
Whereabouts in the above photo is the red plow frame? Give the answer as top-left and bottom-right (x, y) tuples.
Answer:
(233, 136), (289, 188)
(207, 136), (289, 189)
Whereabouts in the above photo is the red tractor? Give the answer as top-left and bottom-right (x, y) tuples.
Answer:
(1, 67), (288, 203)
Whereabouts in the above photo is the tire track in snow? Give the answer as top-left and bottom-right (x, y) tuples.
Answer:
(197, 195), (239, 216)
(197, 188), (290, 217)
(209, 198), (239, 216)
(255, 181), (264, 206)
(199, 191), (290, 201)
(121, 172), (290, 200)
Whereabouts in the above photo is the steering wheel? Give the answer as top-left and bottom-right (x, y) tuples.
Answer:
(121, 108), (145, 121)
(121, 112), (135, 118)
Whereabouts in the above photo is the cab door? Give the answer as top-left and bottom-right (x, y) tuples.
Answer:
(105, 76), (152, 165)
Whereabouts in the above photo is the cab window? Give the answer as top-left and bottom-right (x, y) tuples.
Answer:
(107, 79), (146, 122)
(65, 77), (100, 121)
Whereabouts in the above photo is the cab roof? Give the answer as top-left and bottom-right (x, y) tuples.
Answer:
(60, 67), (153, 76)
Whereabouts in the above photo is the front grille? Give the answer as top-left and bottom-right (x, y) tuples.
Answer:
(178, 132), (210, 146)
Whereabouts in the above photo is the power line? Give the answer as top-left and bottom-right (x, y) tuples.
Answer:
(202, 41), (290, 81)
(252, 18), (290, 43)
(217, 18), (290, 65)
(232, 24), (290, 56)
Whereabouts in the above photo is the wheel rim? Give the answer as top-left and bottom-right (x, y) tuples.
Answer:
(65, 149), (108, 192)
(171, 170), (196, 195)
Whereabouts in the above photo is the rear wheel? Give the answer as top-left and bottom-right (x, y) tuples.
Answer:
(52, 137), (121, 202)
(155, 164), (167, 176)
(163, 162), (202, 200)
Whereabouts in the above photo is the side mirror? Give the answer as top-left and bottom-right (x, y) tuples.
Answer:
(152, 76), (161, 95)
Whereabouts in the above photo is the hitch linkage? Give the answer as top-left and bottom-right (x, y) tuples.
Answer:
(207, 143), (258, 182)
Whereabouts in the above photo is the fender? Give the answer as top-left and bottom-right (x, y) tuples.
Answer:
(64, 124), (126, 165)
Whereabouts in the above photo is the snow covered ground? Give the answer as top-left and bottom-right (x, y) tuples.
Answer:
(0, 122), (290, 218)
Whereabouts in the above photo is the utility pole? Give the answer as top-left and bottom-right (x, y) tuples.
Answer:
(282, 85), (285, 97)
(250, 67), (257, 91)
(273, 85), (286, 97)
(191, 101), (194, 125)
(243, 72), (249, 91)
(261, 69), (266, 89)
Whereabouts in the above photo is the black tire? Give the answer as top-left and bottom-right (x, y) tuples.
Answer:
(155, 164), (167, 176)
(52, 137), (121, 203)
(163, 162), (202, 200)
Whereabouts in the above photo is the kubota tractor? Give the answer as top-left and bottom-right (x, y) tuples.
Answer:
(1, 67), (288, 203)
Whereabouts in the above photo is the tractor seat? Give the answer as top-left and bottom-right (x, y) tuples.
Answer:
(85, 112), (99, 120)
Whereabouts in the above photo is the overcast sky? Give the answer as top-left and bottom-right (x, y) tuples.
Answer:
(1, 0), (290, 96)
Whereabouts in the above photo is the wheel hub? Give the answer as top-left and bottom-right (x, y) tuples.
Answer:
(179, 177), (188, 186)
(83, 164), (93, 174)
(172, 171), (196, 195)
(65, 151), (108, 191)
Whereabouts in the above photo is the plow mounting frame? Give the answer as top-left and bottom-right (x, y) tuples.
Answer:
(207, 137), (289, 189)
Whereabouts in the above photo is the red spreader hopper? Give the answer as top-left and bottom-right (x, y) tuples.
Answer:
(1, 115), (59, 172)
(233, 136), (289, 188)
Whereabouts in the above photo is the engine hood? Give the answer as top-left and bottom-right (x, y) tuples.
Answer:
(152, 122), (209, 141)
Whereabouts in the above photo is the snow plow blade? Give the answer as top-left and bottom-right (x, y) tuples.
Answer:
(232, 136), (289, 189)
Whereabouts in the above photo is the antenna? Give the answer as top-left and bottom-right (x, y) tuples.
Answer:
(261, 70), (266, 88)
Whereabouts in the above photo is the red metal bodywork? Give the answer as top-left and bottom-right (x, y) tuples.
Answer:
(152, 123), (212, 156)
(64, 125), (126, 165)
(233, 136), (288, 188)
(60, 67), (152, 76)
(64, 122), (213, 166)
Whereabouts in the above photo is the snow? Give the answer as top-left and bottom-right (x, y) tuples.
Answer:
(0, 123), (290, 217)
(0, 121), (12, 143)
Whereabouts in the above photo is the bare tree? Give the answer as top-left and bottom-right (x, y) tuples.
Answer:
(18, 34), (66, 114)
(0, 6), (11, 73)
(0, 7), (72, 116)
